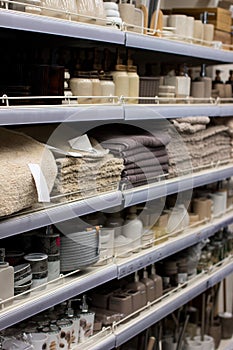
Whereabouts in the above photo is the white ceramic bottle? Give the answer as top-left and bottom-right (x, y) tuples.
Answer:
(111, 64), (129, 98)
(122, 206), (142, 252)
(0, 248), (14, 306)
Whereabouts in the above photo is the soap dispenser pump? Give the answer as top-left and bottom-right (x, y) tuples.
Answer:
(0, 248), (14, 307)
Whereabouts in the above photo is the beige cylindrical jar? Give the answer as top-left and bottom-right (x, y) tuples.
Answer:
(111, 64), (129, 99)
(90, 71), (101, 103)
(69, 72), (92, 104)
(127, 65), (139, 104)
(99, 74), (115, 103)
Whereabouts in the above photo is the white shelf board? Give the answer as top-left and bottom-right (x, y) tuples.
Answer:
(123, 164), (233, 207)
(0, 9), (125, 44)
(0, 264), (117, 330)
(0, 104), (124, 125)
(114, 258), (233, 347)
(117, 210), (233, 279)
(124, 104), (221, 120)
(125, 32), (233, 63)
(0, 191), (122, 239)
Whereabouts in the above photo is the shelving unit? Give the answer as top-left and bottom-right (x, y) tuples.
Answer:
(71, 257), (233, 350)
(1, 209), (233, 332)
(0, 4), (233, 349)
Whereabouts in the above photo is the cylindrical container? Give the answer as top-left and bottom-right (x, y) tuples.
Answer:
(122, 206), (142, 252)
(70, 316), (80, 344)
(47, 254), (60, 282)
(105, 212), (124, 238)
(69, 72), (92, 104)
(193, 335), (214, 350)
(90, 71), (101, 103)
(191, 81), (205, 98)
(29, 333), (48, 350)
(78, 311), (95, 343)
(99, 74), (115, 103)
(208, 322), (222, 349)
(57, 319), (73, 350)
(200, 77), (212, 98)
(203, 23), (214, 43)
(24, 253), (48, 274)
(186, 16), (194, 41)
(219, 312), (233, 339)
(168, 14), (187, 38)
(193, 20), (203, 43)
(127, 65), (139, 104)
(37, 232), (60, 255)
(111, 65), (129, 98)
(44, 326), (60, 350)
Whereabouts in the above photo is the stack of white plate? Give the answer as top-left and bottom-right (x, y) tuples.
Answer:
(60, 229), (99, 272)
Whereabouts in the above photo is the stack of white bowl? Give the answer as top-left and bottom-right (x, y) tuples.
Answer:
(103, 2), (122, 28)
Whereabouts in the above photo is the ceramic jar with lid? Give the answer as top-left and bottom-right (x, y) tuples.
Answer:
(69, 72), (92, 104)
(127, 65), (139, 104)
(90, 71), (101, 103)
(99, 74), (115, 103)
(111, 64), (129, 99)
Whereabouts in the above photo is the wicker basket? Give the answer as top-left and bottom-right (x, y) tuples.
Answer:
(139, 76), (160, 104)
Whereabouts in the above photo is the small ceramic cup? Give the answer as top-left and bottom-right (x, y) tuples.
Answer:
(29, 333), (48, 350)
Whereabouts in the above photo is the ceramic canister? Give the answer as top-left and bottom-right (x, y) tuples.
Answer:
(57, 319), (73, 350)
(24, 253), (48, 274)
(47, 254), (60, 282)
(78, 312), (95, 343)
(37, 233), (60, 255)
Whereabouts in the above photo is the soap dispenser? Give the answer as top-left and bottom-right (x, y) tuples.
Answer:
(125, 271), (147, 307)
(77, 294), (95, 343)
(127, 56), (139, 104)
(111, 53), (129, 98)
(0, 248), (14, 307)
(149, 264), (163, 299)
(140, 267), (156, 302)
(122, 206), (143, 252)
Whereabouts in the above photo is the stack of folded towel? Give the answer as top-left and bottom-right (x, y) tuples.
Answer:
(52, 147), (124, 201)
(92, 126), (170, 187)
(168, 116), (231, 176)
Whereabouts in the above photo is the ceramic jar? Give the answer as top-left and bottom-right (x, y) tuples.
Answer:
(90, 71), (101, 103)
(69, 72), (92, 104)
(111, 65), (129, 98)
(127, 65), (139, 104)
(99, 74), (115, 103)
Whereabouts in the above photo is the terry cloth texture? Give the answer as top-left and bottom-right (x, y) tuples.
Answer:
(52, 152), (124, 201)
(0, 128), (57, 217)
(168, 117), (231, 177)
(92, 127), (170, 187)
